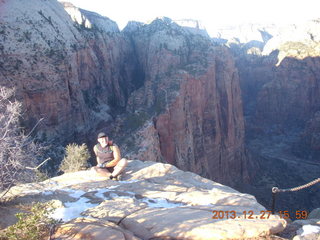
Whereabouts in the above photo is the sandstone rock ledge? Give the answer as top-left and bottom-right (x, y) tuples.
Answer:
(1, 160), (286, 240)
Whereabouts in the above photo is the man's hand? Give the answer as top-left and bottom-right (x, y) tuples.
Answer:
(97, 163), (104, 168)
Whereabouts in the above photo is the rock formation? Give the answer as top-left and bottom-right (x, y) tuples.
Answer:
(277, 208), (320, 240)
(228, 19), (320, 213)
(299, 112), (320, 158)
(233, 19), (320, 150)
(2, 0), (320, 222)
(0, 0), (251, 187)
(211, 23), (278, 45)
(0, 160), (287, 240)
(117, 17), (251, 187)
(0, 0), (138, 141)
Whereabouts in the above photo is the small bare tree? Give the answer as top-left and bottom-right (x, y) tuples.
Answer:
(0, 87), (44, 200)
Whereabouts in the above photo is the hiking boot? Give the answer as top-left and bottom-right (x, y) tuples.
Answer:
(109, 175), (121, 181)
(114, 175), (122, 181)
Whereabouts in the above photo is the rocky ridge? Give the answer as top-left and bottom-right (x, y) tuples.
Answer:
(0, 160), (286, 240)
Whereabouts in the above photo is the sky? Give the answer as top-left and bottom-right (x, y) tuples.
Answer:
(65, 0), (320, 36)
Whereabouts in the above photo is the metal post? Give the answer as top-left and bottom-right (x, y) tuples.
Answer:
(271, 187), (279, 214)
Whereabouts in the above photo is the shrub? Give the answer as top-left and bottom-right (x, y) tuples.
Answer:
(0, 202), (59, 240)
(59, 143), (90, 173)
(0, 87), (44, 200)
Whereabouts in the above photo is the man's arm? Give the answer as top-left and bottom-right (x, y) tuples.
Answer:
(105, 145), (121, 167)
(93, 145), (102, 166)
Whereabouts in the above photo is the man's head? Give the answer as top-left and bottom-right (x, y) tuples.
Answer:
(97, 132), (109, 147)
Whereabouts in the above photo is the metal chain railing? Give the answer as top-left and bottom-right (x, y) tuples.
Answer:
(271, 178), (320, 213)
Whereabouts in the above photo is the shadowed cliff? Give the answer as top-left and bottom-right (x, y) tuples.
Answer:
(228, 20), (320, 215)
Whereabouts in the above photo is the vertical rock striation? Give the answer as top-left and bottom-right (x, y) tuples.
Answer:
(123, 18), (250, 186)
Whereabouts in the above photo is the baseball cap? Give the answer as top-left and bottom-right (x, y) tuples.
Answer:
(97, 132), (107, 139)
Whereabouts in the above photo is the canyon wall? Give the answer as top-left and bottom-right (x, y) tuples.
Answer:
(0, 0), (251, 187)
(0, 0), (138, 142)
(229, 20), (320, 212)
(232, 20), (320, 158)
(122, 19), (250, 185)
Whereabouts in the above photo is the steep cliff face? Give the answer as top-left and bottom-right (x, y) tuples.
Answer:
(227, 20), (320, 131)
(0, 0), (137, 141)
(121, 18), (250, 186)
(299, 111), (320, 158)
(241, 20), (320, 153)
(154, 48), (248, 184)
(256, 44), (320, 128)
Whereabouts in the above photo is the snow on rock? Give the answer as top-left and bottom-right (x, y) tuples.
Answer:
(1, 160), (287, 240)
(297, 224), (320, 236)
(51, 197), (98, 222)
(173, 18), (209, 37)
(287, 209), (320, 240)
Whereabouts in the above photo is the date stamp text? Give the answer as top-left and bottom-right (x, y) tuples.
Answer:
(212, 210), (308, 220)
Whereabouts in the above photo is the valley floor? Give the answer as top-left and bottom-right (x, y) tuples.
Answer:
(242, 130), (320, 220)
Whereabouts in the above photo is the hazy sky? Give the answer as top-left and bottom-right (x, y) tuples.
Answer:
(65, 0), (319, 36)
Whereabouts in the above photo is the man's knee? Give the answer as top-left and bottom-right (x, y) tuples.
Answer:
(117, 158), (128, 167)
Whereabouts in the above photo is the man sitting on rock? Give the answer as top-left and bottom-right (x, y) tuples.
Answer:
(92, 132), (127, 180)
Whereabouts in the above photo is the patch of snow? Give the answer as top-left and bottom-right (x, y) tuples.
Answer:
(42, 191), (53, 196)
(109, 193), (132, 199)
(297, 225), (320, 236)
(92, 188), (184, 208)
(118, 179), (140, 184)
(124, 191), (136, 195)
(63, 189), (86, 199)
(51, 197), (98, 222)
(22, 189), (41, 194)
(93, 188), (135, 200)
(94, 189), (110, 199)
(86, 184), (120, 192)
